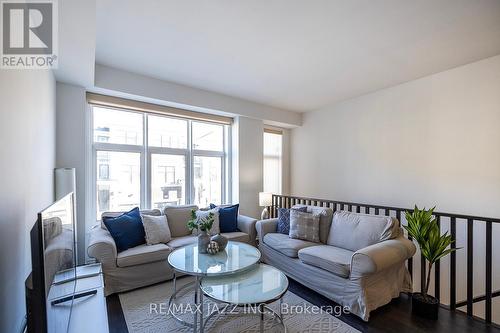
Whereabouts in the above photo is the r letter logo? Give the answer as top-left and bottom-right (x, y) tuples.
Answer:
(1, 0), (58, 69)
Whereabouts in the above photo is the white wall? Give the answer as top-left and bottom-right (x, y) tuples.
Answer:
(0, 70), (56, 333)
(232, 117), (264, 218)
(290, 54), (500, 322)
(56, 82), (89, 263)
(291, 54), (500, 216)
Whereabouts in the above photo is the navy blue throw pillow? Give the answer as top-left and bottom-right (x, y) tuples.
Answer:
(210, 204), (239, 233)
(103, 207), (145, 252)
(277, 207), (308, 235)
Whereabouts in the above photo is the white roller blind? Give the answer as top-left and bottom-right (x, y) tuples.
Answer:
(263, 130), (282, 194)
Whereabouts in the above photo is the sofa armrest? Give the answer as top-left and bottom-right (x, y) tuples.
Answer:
(237, 215), (257, 245)
(256, 218), (278, 242)
(350, 236), (416, 278)
(87, 226), (118, 268)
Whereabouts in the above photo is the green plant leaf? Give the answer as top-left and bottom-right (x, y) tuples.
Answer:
(404, 205), (461, 298)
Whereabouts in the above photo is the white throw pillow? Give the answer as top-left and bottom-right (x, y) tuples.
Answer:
(289, 210), (320, 243)
(192, 209), (220, 236)
(141, 214), (171, 245)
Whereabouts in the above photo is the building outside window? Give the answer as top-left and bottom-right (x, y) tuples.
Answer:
(91, 106), (229, 220)
(263, 129), (283, 195)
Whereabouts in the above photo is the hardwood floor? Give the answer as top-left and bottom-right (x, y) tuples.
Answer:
(106, 277), (499, 333)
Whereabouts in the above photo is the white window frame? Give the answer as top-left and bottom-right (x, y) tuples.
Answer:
(89, 105), (230, 221)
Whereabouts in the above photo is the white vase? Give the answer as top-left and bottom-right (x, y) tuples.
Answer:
(198, 230), (210, 254)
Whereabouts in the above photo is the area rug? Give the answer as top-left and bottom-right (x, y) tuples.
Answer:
(119, 276), (359, 333)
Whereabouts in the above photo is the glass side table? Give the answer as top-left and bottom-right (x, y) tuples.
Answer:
(201, 263), (289, 332)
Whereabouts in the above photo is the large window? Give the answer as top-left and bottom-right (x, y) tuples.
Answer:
(92, 106), (229, 220)
(263, 129), (283, 194)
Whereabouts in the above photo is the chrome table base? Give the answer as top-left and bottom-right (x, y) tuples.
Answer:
(168, 273), (206, 333)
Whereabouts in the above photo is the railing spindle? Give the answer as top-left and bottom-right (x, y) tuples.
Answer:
(450, 217), (456, 310)
(435, 216), (441, 299)
(485, 221), (492, 323)
(397, 209), (412, 278)
(271, 195), (275, 218)
(408, 235), (413, 279)
(467, 219), (473, 316)
(421, 254), (426, 293)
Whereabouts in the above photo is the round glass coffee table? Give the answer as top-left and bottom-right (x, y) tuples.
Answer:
(167, 241), (261, 333)
(201, 263), (288, 332)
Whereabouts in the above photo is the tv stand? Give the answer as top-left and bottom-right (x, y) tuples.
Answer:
(47, 263), (109, 333)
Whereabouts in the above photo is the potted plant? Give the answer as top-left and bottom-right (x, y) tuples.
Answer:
(404, 206), (460, 320)
(187, 209), (214, 254)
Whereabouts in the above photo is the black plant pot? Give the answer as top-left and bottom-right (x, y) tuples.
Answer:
(412, 293), (439, 320)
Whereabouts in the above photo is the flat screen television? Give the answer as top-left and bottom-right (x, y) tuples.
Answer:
(26, 192), (77, 333)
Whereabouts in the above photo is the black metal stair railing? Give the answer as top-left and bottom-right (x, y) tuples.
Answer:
(268, 194), (499, 324)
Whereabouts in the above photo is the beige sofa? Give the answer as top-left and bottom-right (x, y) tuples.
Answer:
(256, 205), (416, 321)
(88, 205), (257, 295)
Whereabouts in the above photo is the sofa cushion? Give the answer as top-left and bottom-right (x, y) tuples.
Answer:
(103, 207), (146, 253)
(210, 204), (239, 233)
(142, 214), (171, 245)
(327, 211), (400, 252)
(263, 233), (317, 258)
(221, 231), (249, 243)
(292, 205), (333, 243)
(277, 207), (307, 235)
(298, 245), (353, 278)
(116, 243), (171, 268)
(166, 235), (197, 249)
(289, 210), (321, 243)
(164, 205), (199, 237)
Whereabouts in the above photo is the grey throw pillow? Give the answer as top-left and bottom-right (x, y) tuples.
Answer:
(289, 210), (320, 243)
(141, 214), (171, 245)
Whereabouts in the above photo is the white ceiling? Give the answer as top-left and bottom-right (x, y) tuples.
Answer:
(96, 0), (500, 112)
(54, 0), (96, 88)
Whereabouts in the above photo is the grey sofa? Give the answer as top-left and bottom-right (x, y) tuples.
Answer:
(256, 205), (416, 321)
(88, 205), (257, 295)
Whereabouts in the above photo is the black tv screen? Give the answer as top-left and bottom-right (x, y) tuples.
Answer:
(28, 192), (77, 333)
